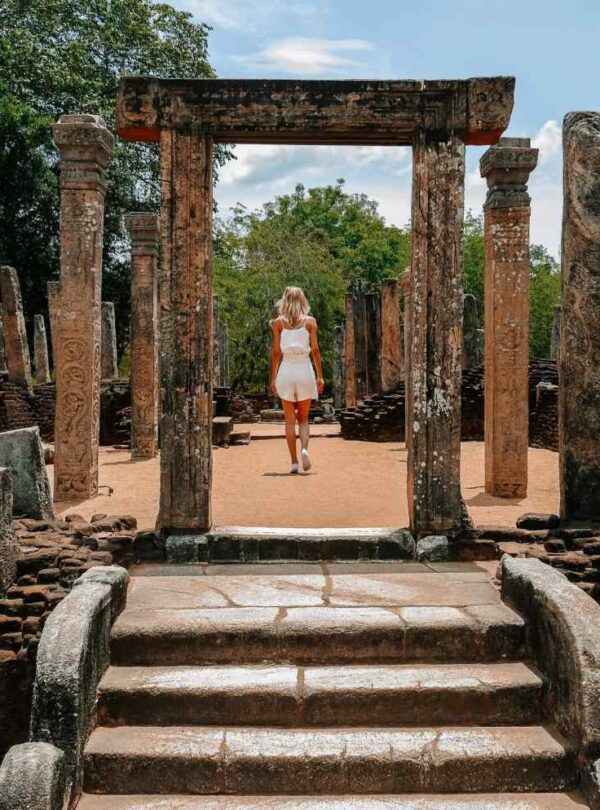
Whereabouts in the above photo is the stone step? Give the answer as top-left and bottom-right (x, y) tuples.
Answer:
(98, 662), (543, 727)
(111, 604), (525, 665)
(77, 793), (589, 809)
(168, 527), (417, 564)
(83, 725), (576, 795)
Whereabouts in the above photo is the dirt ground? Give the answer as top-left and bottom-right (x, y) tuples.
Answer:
(52, 426), (559, 531)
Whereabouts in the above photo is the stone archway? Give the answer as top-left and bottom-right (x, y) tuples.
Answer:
(114, 76), (515, 537)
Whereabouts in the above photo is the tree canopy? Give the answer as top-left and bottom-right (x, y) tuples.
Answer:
(0, 0), (217, 350)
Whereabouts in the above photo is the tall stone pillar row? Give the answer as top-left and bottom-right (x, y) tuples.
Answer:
(52, 114), (113, 500)
(408, 135), (465, 536)
(0, 266), (33, 394)
(33, 315), (51, 384)
(332, 324), (345, 409)
(124, 213), (160, 460)
(46, 281), (60, 369)
(380, 278), (403, 393)
(101, 301), (118, 379)
(560, 113), (600, 521)
(480, 137), (538, 499)
(158, 129), (214, 533)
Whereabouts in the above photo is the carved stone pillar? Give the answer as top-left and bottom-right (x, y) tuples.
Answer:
(52, 114), (113, 501)
(408, 135), (465, 536)
(343, 291), (357, 407)
(399, 269), (411, 444)
(33, 315), (50, 384)
(0, 266), (33, 394)
(560, 113), (600, 521)
(481, 137), (538, 499)
(158, 129), (214, 533)
(47, 281), (59, 367)
(101, 302), (118, 379)
(551, 305), (561, 362)
(381, 278), (402, 392)
(333, 324), (345, 409)
(124, 213), (159, 460)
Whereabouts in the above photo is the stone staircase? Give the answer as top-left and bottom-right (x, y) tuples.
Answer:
(77, 562), (586, 808)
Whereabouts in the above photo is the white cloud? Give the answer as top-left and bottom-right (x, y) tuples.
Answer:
(532, 119), (562, 163)
(237, 37), (373, 75)
(173, 0), (318, 31)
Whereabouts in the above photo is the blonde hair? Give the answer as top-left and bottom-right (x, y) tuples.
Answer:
(276, 286), (310, 328)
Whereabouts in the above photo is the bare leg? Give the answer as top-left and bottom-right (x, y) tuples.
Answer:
(296, 399), (311, 451)
(281, 399), (298, 464)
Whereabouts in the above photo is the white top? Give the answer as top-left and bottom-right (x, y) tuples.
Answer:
(280, 322), (311, 359)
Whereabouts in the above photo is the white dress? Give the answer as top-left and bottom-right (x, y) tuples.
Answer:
(275, 321), (318, 402)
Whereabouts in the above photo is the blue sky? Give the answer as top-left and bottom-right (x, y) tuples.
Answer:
(168, 0), (600, 256)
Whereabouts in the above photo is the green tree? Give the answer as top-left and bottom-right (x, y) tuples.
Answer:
(529, 244), (561, 358)
(0, 0), (218, 351)
(462, 211), (485, 323)
(214, 182), (411, 391)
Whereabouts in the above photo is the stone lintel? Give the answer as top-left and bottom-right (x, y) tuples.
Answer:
(124, 212), (160, 256)
(52, 114), (114, 190)
(480, 136), (539, 209)
(117, 76), (514, 147)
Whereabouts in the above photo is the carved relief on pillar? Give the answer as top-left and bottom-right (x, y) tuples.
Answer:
(124, 212), (160, 460)
(52, 114), (113, 501)
(481, 137), (538, 499)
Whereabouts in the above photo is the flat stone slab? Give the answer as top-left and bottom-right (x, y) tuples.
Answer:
(125, 571), (500, 611)
(83, 725), (576, 795)
(77, 795), (589, 810)
(98, 661), (542, 727)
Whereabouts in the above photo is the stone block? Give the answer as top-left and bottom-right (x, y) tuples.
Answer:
(0, 742), (67, 810)
(165, 534), (210, 563)
(516, 513), (560, 530)
(0, 427), (54, 520)
(416, 535), (449, 562)
(0, 467), (16, 594)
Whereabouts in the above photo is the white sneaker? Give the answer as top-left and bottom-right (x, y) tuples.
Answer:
(290, 462), (299, 474)
(301, 448), (312, 471)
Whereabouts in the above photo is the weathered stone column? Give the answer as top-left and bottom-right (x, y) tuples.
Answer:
(46, 281), (59, 365)
(52, 114), (113, 500)
(381, 278), (403, 392)
(333, 324), (345, 409)
(408, 135), (465, 536)
(0, 266), (33, 393)
(399, 269), (412, 448)
(560, 113), (600, 521)
(463, 294), (483, 369)
(124, 213), (159, 460)
(158, 129), (214, 533)
(212, 295), (221, 387)
(551, 305), (561, 361)
(33, 315), (50, 384)
(101, 302), (118, 379)
(481, 137), (538, 499)
(343, 291), (357, 407)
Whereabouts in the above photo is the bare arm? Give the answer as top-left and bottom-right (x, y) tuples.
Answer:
(269, 319), (282, 394)
(308, 319), (325, 394)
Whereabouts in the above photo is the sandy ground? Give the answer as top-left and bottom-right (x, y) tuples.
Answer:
(52, 426), (559, 531)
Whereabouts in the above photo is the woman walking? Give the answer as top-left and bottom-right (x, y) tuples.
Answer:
(270, 287), (325, 474)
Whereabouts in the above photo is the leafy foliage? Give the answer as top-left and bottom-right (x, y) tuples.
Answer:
(0, 0), (217, 351)
(214, 182), (411, 391)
